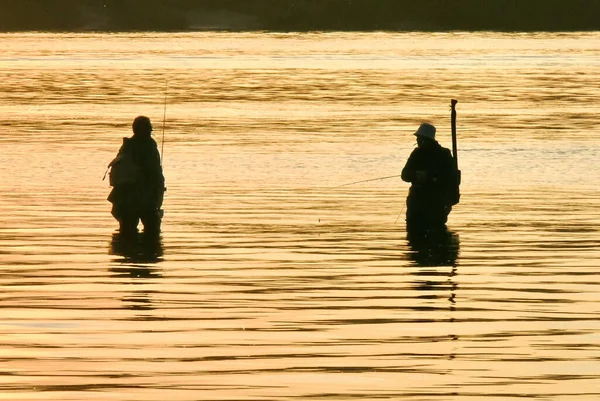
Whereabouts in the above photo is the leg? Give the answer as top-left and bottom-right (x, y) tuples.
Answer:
(406, 196), (450, 232)
(119, 215), (140, 234)
(427, 205), (451, 229)
(112, 203), (139, 234)
(405, 196), (428, 233)
(140, 209), (162, 235)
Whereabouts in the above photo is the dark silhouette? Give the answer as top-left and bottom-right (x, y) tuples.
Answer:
(401, 123), (459, 232)
(107, 116), (165, 235)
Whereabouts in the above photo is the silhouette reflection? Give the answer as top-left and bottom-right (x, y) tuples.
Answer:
(406, 227), (460, 329)
(108, 231), (164, 278)
(108, 231), (163, 313)
(406, 227), (460, 267)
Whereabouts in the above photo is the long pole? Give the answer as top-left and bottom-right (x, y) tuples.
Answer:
(450, 99), (461, 204)
(451, 99), (458, 168)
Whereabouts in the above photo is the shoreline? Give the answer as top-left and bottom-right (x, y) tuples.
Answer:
(1, 0), (599, 33)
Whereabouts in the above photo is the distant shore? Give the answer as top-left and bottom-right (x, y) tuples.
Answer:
(1, 0), (599, 32)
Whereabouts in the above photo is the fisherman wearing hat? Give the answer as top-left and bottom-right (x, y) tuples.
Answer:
(401, 123), (458, 231)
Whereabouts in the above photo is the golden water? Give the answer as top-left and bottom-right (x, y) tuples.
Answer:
(1, 32), (599, 400)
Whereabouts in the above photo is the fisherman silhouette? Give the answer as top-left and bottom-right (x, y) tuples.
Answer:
(401, 123), (459, 232)
(107, 116), (166, 235)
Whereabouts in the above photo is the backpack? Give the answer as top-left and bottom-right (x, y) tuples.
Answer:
(106, 147), (139, 187)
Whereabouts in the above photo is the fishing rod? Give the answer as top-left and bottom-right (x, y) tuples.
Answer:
(327, 174), (403, 189)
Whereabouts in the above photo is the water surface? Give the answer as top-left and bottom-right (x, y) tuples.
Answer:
(1, 31), (599, 400)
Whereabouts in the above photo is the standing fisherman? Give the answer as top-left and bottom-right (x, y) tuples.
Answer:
(107, 116), (166, 235)
(401, 121), (459, 231)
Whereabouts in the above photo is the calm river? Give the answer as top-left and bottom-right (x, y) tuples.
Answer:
(1, 31), (599, 400)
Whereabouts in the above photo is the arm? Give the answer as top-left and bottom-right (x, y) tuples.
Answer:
(148, 144), (165, 190)
(134, 139), (166, 208)
(401, 149), (419, 183)
(146, 142), (165, 209)
(402, 149), (431, 184)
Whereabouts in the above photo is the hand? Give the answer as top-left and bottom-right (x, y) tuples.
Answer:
(415, 170), (427, 183)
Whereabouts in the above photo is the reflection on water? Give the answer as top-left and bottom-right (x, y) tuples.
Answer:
(109, 231), (164, 266)
(1, 32), (600, 400)
(407, 227), (459, 316)
(108, 232), (163, 314)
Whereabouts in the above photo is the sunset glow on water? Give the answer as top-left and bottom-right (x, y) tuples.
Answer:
(1, 32), (599, 400)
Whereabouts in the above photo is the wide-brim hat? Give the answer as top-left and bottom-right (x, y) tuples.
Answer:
(414, 123), (436, 140)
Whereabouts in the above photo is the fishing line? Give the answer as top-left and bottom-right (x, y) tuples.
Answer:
(394, 204), (406, 224)
(326, 174), (402, 190)
(321, 174), (407, 224)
